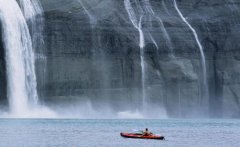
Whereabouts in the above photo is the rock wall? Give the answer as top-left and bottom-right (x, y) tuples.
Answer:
(0, 0), (240, 117)
(0, 22), (7, 107)
(39, 0), (240, 118)
(174, 0), (240, 118)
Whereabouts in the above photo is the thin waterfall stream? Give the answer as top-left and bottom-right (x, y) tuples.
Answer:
(173, 0), (209, 108)
(124, 0), (147, 112)
(144, 0), (173, 53)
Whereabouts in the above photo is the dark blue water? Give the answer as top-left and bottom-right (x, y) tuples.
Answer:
(0, 119), (239, 147)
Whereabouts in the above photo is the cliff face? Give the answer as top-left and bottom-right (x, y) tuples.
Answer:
(1, 0), (240, 118)
(0, 23), (7, 106)
(40, 0), (240, 118)
(0, 21), (7, 108)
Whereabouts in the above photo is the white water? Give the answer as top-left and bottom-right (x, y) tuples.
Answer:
(18, 0), (47, 92)
(149, 32), (159, 50)
(18, 0), (44, 106)
(0, 0), (36, 115)
(18, 0), (42, 20)
(124, 0), (147, 110)
(0, 0), (55, 118)
(18, 0), (45, 57)
(173, 0), (209, 106)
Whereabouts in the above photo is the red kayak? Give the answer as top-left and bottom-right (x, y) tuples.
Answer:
(120, 132), (165, 140)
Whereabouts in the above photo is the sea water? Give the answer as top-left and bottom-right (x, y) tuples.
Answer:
(0, 119), (239, 147)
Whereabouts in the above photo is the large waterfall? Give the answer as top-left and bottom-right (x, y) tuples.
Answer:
(0, 0), (54, 117)
(0, 0), (36, 115)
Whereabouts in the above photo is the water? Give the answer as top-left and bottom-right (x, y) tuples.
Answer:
(173, 0), (209, 108)
(162, 0), (171, 15)
(0, 0), (38, 115)
(18, 0), (45, 53)
(18, 0), (47, 93)
(78, 0), (97, 26)
(124, 0), (147, 111)
(18, 0), (45, 105)
(144, 0), (173, 52)
(0, 119), (239, 146)
(0, 0), (55, 118)
(149, 33), (159, 50)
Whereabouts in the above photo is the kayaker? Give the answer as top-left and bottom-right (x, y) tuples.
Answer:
(142, 128), (153, 136)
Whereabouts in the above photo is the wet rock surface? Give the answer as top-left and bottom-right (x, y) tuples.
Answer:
(0, 23), (7, 107)
(40, 0), (240, 118)
(1, 0), (240, 117)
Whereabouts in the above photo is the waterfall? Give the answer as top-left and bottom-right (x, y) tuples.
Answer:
(18, 0), (45, 56)
(0, 0), (37, 115)
(0, 0), (55, 117)
(143, 0), (173, 52)
(78, 0), (97, 26)
(162, 0), (171, 15)
(149, 33), (159, 50)
(124, 0), (147, 110)
(18, 0), (46, 98)
(173, 0), (209, 107)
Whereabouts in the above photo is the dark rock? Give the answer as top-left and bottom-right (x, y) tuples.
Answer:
(0, 0), (240, 117)
(36, 0), (240, 118)
(0, 22), (7, 107)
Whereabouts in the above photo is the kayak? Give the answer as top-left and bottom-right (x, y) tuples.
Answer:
(120, 132), (165, 140)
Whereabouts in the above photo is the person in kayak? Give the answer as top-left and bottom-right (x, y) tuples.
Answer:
(142, 128), (153, 136)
